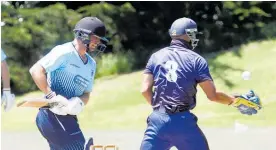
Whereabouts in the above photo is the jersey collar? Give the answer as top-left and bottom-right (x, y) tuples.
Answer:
(71, 42), (89, 65)
(170, 39), (192, 49)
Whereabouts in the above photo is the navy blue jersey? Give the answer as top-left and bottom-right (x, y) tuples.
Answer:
(144, 39), (213, 109)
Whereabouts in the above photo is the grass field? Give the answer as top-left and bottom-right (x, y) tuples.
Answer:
(2, 39), (276, 131)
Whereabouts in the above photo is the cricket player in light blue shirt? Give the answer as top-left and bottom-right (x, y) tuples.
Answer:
(29, 17), (108, 150)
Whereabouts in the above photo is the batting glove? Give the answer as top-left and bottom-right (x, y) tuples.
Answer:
(50, 97), (84, 116)
(1, 88), (15, 112)
(45, 92), (84, 116)
(231, 90), (262, 115)
(65, 97), (85, 116)
(44, 92), (69, 116)
(49, 95), (70, 116)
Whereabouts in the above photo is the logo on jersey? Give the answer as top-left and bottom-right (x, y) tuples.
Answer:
(73, 75), (89, 89)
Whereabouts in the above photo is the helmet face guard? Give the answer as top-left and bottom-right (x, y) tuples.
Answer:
(185, 28), (200, 50)
(89, 42), (107, 57)
(74, 28), (109, 57)
(73, 17), (109, 57)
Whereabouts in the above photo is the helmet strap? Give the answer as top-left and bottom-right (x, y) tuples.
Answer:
(85, 44), (89, 52)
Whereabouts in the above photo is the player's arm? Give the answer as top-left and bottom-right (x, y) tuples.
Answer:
(29, 46), (66, 95)
(141, 54), (155, 105)
(141, 73), (154, 104)
(65, 74), (93, 115)
(195, 56), (235, 104)
(1, 60), (11, 89)
(29, 63), (51, 94)
(79, 92), (90, 105)
(196, 57), (260, 115)
(59, 92), (89, 116)
(199, 79), (261, 115)
(1, 57), (16, 112)
(199, 80), (235, 105)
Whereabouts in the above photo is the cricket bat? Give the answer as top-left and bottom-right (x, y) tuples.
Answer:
(17, 98), (50, 108)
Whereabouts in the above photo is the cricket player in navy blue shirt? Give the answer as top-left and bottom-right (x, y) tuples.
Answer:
(140, 17), (261, 150)
(29, 17), (108, 150)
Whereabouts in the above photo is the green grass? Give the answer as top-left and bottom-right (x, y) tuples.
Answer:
(2, 39), (276, 131)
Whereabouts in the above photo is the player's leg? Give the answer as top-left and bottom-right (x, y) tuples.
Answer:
(170, 112), (209, 150)
(85, 137), (94, 150)
(36, 109), (85, 150)
(173, 125), (209, 150)
(141, 135), (171, 150)
(140, 112), (172, 150)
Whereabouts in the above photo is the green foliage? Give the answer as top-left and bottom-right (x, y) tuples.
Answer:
(261, 22), (276, 39)
(1, 1), (276, 94)
(8, 61), (37, 94)
(95, 52), (134, 78)
(77, 2), (138, 53)
(1, 3), (80, 66)
(194, 1), (274, 52)
(1, 3), (80, 94)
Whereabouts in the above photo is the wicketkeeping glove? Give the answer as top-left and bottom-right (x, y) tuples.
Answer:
(231, 90), (262, 115)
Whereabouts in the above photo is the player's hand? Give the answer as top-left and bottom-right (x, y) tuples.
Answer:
(45, 91), (70, 106)
(66, 97), (85, 115)
(49, 103), (68, 116)
(45, 92), (69, 116)
(1, 88), (15, 112)
(45, 92), (84, 115)
(232, 90), (262, 115)
(49, 97), (84, 116)
(49, 95), (69, 116)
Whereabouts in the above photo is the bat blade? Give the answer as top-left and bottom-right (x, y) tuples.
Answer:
(17, 98), (49, 108)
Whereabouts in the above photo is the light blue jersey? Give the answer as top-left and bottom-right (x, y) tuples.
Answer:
(36, 42), (95, 150)
(38, 42), (96, 99)
(1, 49), (7, 61)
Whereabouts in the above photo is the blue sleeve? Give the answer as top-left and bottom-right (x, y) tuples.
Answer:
(38, 46), (68, 73)
(1, 49), (7, 61)
(195, 57), (213, 83)
(144, 54), (155, 74)
(85, 60), (96, 93)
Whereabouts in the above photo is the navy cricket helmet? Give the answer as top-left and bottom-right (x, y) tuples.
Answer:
(73, 17), (109, 55)
(169, 17), (202, 49)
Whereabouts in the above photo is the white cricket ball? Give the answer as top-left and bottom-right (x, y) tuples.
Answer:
(242, 71), (251, 80)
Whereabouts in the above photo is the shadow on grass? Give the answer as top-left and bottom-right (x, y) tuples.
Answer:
(204, 45), (244, 89)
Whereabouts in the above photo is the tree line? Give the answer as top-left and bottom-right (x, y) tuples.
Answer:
(1, 1), (276, 94)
